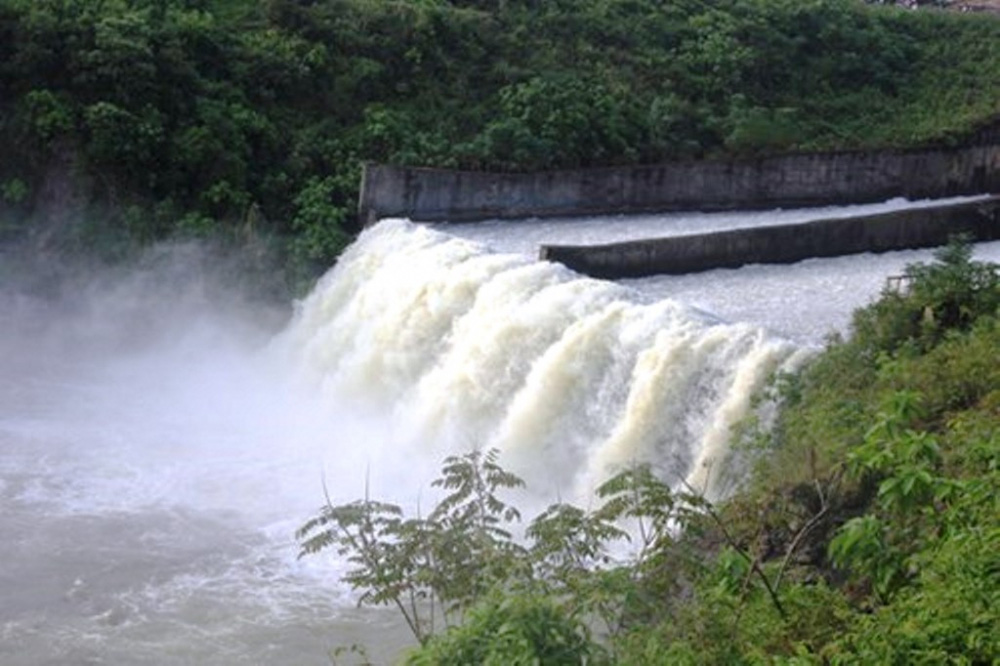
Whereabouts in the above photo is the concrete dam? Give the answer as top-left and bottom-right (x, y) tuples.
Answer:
(358, 140), (1000, 277)
(541, 196), (1000, 278)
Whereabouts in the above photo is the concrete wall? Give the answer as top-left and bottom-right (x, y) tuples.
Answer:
(539, 197), (1000, 278)
(358, 143), (1000, 225)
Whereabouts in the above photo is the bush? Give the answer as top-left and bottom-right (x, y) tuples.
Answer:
(405, 591), (603, 666)
(851, 236), (1000, 356)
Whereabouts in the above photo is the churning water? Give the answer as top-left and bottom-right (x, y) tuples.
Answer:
(3, 201), (999, 664)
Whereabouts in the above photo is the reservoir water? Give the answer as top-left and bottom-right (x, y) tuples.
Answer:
(2, 199), (999, 663)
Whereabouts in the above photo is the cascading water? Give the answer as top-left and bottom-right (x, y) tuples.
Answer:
(3, 205), (999, 664)
(274, 219), (809, 500)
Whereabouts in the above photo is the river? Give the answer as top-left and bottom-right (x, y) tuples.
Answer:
(2, 200), (999, 664)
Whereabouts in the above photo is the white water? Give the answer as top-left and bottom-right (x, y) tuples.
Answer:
(430, 195), (991, 256)
(274, 219), (811, 499)
(3, 206), (999, 663)
(429, 195), (996, 342)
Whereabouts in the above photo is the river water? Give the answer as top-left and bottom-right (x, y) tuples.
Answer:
(2, 200), (998, 664)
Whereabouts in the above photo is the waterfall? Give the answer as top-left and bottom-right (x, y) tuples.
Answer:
(275, 219), (810, 500)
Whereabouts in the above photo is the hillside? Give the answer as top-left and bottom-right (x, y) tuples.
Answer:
(0, 0), (998, 285)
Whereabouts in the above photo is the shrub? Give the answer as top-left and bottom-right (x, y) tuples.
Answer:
(405, 591), (604, 666)
(851, 236), (1000, 356)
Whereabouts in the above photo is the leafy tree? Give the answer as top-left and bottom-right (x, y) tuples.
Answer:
(297, 449), (527, 645)
(287, 175), (355, 278)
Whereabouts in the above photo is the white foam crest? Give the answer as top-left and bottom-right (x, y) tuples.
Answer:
(278, 219), (525, 403)
(491, 300), (705, 496)
(580, 322), (726, 493)
(406, 266), (623, 448)
(684, 333), (809, 497)
(280, 219), (804, 500)
(491, 301), (635, 474)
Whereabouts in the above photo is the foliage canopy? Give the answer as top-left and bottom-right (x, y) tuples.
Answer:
(2, 0), (998, 281)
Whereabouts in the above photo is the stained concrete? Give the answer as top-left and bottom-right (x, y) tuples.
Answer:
(358, 144), (999, 225)
(539, 197), (1000, 278)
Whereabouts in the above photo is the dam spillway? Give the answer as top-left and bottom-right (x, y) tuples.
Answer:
(275, 199), (1000, 498)
(274, 218), (811, 500)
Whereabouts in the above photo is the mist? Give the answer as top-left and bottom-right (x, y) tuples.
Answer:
(0, 240), (415, 665)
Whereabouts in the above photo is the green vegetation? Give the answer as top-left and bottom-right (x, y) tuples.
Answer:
(1, 0), (998, 286)
(300, 239), (1000, 663)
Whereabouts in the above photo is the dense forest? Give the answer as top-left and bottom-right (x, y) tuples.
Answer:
(1, 0), (998, 285)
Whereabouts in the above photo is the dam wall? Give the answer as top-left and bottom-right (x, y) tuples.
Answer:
(539, 197), (1000, 278)
(358, 143), (1000, 225)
